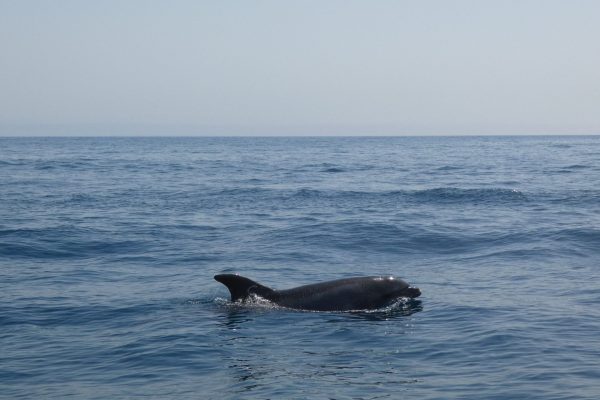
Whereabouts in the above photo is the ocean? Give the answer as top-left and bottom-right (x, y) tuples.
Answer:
(1, 136), (599, 399)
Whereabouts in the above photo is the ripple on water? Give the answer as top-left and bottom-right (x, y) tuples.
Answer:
(1, 136), (600, 400)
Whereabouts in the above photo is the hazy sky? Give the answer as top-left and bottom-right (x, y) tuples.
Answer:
(1, 1), (599, 136)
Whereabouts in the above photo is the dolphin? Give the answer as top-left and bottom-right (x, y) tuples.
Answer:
(214, 274), (421, 311)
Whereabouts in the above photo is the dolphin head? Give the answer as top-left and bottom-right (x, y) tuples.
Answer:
(378, 276), (421, 299)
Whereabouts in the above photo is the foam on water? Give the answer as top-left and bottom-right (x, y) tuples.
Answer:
(212, 294), (421, 315)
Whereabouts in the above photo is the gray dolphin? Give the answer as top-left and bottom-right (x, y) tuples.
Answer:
(214, 274), (421, 311)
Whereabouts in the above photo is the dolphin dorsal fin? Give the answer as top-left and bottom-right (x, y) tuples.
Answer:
(214, 274), (275, 302)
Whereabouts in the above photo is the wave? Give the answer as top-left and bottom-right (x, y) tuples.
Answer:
(545, 189), (600, 205)
(0, 159), (28, 167)
(33, 160), (97, 171)
(265, 221), (494, 255)
(564, 164), (590, 170)
(0, 226), (144, 259)
(209, 186), (528, 206)
(263, 221), (600, 257)
(435, 165), (464, 171)
(550, 164), (593, 174)
(0, 303), (166, 327)
(408, 187), (526, 203)
(322, 167), (345, 173)
(547, 227), (600, 252)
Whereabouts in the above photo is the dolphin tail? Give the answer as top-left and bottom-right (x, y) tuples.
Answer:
(214, 274), (276, 302)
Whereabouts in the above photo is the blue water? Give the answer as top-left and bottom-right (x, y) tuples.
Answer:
(1, 136), (600, 399)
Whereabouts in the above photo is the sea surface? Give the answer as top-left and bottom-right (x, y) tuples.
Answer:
(1, 136), (600, 399)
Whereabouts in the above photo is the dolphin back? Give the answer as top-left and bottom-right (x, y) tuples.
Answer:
(214, 274), (275, 302)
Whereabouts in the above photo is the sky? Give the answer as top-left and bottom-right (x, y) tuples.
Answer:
(1, 0), (599, 136)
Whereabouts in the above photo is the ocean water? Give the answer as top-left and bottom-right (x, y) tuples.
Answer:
(1, 136), (600, 399)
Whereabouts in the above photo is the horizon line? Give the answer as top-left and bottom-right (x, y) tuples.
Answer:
(1, 133), (600, 138)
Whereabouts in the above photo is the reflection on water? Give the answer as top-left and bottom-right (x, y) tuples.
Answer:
(211, 297), (424, 398)
(219, 307), (255, 330)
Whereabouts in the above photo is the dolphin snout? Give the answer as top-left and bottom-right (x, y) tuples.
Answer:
(406, 287), (421, 298)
